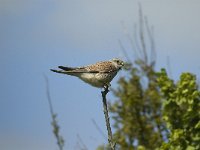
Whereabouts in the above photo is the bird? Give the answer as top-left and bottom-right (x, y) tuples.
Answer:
(50, 58), (124, 88)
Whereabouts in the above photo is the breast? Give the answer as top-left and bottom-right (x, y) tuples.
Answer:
(78, 72), (118, 88)
(79, 73), (105, 87)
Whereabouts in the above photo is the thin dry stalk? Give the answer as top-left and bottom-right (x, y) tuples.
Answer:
(44, 75), (64, 150)
(101, 86), (116, 150)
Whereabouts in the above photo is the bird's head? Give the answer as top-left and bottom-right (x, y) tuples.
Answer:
(111, 58), (124, 69)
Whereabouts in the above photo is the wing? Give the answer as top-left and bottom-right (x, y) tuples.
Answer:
(58, 66), (77, 71)
(51, 66), (98, 74)
(85, 61), (117, 73)
(56, 66), (98, 73)
(51, 61), (117, 74)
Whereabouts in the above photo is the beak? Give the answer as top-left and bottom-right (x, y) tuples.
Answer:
(119, 62), (124, 70)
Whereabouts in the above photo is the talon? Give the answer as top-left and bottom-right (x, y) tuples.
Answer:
(103, 83), (111, 91)
(103, 85), (107, 90)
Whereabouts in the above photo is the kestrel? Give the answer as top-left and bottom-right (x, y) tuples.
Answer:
(50, 58), (124, 88)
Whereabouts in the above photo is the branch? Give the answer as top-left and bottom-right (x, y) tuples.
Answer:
(101, 86), (116, 150)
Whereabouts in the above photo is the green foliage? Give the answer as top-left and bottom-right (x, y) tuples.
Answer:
(106, 67), (200, 150)
(109, 60), (167, 150)
(157, 69), (200, 150)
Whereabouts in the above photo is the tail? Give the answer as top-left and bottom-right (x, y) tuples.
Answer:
(50, 66), (77, 76)
(50, 69), (66, 74)
(50, 66), (84, 76)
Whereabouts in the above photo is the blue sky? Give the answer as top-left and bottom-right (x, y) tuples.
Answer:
(1, 0), (200, 150)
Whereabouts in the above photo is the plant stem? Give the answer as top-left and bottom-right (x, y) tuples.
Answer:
(101, 86), (116, 150)
(44, 75), (64, 150)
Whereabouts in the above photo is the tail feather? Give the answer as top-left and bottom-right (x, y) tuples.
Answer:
(50, 65), (87, 75)
(50, 69), (65, 74)
(50, 68), (76, 76)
